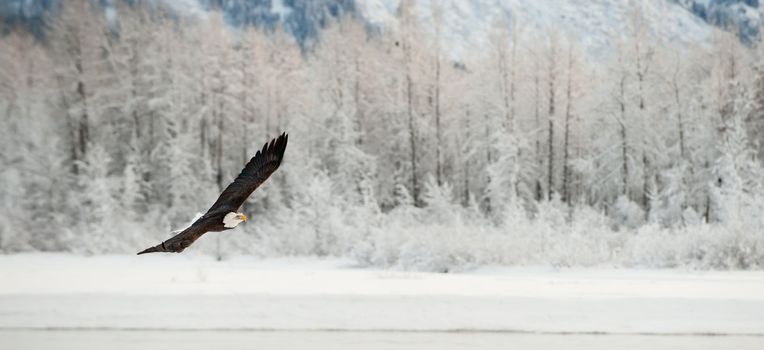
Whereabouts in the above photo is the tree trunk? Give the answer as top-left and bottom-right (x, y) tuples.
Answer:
(463, 106), (471, 206)
(673, 80), (686, 160)
(407, 72), (418, 204)
(434, 49), (442, 186)
(75, 62), (89, 163)
(547, 118), (554, 201)
(619, 75), (629, 198)
(485, 113), (492, 213)
(547, 60), (556, 201)
(534, 61), (543, 201)
(402, 20), (419, 204)
(510, 31), (517, 126)
(354, 57), (364, 146)
(562, 48), (573, 204)
(216, 98), (224, 191)
(635, 41), (650, 211)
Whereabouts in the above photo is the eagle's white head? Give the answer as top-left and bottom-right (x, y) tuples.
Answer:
(223, 212), (248, 228)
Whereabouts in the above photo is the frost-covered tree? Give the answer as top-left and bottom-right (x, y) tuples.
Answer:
(748, 41), (764, 160)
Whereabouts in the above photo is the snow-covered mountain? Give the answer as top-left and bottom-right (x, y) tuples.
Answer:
(0, 0), (757, 51)
(675, 0), (763, 43)
(0, 0), (56, 38)
(358, 0), (716, 57)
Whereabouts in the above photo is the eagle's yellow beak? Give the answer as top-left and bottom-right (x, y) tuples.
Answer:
(240, 214), (248, 222)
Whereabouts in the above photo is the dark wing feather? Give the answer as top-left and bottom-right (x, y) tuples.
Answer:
(137, 219), (211, 254)
(205, 132), (288, 215)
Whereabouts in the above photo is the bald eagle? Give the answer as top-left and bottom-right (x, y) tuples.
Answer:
(137, 132), (288, 255)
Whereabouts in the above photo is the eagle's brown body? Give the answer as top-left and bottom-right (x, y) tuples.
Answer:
(138, 132), (288, 254)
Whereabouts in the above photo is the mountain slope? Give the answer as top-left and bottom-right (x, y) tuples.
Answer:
(676, 0), (762, 43)
(1, 0), (748, 52)
(358, 0), (716, 58)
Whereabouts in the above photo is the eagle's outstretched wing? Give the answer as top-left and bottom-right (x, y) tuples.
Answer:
(204, 132), (288, 216)
(137, 219), (210, 254)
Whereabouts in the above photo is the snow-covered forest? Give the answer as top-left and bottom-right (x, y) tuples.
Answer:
(1, 0), (764, 270)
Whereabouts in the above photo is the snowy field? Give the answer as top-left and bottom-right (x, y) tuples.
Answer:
(0, 254), (763, 348)
(3, 330), (763, 350)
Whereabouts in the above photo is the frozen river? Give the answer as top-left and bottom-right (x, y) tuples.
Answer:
(3, 330), (763, 350)
(1, 254), (764, 349)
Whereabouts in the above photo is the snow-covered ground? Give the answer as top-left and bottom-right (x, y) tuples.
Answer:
(1, 253), (763, 337)
(3, 330), (763, 350)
